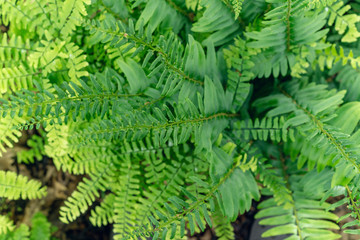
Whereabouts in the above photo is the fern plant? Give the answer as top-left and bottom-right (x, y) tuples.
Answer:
(0, 212), (57, 240)
(2, 0), (360, 239)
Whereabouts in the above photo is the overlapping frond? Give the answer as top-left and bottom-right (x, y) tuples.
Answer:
(254, 82), (360, 186)
(256, 171), (340, 239)
(245, 0), (329, 77)
(223, 38), (254, 111)
(235, 116), (295, 142)
(326, 0), (360, 42)
(123, 150), (259, 240)
(213, 211), (235, 240)
(192, 0), (240, 46)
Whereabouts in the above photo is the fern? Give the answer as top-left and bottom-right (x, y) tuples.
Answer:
(125, 150), (259, 239)
(0, 215), (15, 235)
(213, 210), (235, 240)
(0, 171), (47, 200)
(256, 172), (341, 239)
(0, 212), (54, 240)
(3, 0), (360, 239)
(326, 0), (360, 42)
(192, 0), (241, 46)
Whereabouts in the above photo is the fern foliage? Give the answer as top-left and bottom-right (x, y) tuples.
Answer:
(257, 170), (341, 239)
(2, 0), (360, 239)
(0, 213), (54, 240)
(0, 171), (46, 200)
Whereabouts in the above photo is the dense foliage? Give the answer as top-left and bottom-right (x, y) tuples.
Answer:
(1, 0), (360, 239)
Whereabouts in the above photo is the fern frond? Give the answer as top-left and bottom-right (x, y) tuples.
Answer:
(17, 131), (46, 164)
(0, 115), (26, 156)
(135, 156), (196, 229)
(30, 213), (52, 240)
(234, 116), (295, 142)
(285, 102), (360, 171)
(59, 161), (116, 223)
(0, 171), (47, 200)
(101, 0), (129, 19)
(256, 169), (340, 239)
(54, 0), (90, 38)
(257, 157), (293, 208)
(192, 0), (240, 46)
(0, 224), (30, 240)
(223, 37), (254, 111)
(254, 82), (360, 186)
(245, 1), (329, 77)
(331, 183), (360, 235)
(70, 101), (232, 151)
(0, 64), (39, 93)
(90, 193), (116, 227)
(2, 71), (145, 129)
(326, 0), (360, 42)
(0, 215), (15, 235)
(316, 44), (360, 71)
(241, 0), (267, 23)
(136, 0), (188, 34)
(86, 19), (225, 98)
(213, 211), (235, 240)
(124, 149), (259, 239)
(331, 64), (360, 101)
(64, 41), (89, 82)
(0, 0), (54, 36)
(0, 33), (34, 68)
(113, 159), (141, 239)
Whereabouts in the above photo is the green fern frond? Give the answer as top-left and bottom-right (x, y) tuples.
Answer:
(223, 37), (254, 111)
(234, 116), (295, 142)
(0, 33), (34, 68)
(326, 0), (360, 42)
(213, 211), (235, 240)
(0, 212), (53, 240)
(90, 193), (116, 227)
(331, 64), (360, 101)
(17, 131), (47, 164)
(101, 0), (129, 19)
(257, 157), (293, 208)
(113, 159), (141, 239)
(245, 1), (329, 77)
(30, 213), (52, 240)
(0, 224), (30, 240)
(0, 171), (47, 200)
(70, 91), (232, 151)
(135, 156), (196, 229)
(0, 115), (25, 156)
(285, 102), (360, 171)
(0, 215), (15, 235)
(2, 71), (144, 129)
(59, 161), (116, 223)
(329, 175), (360, 235)
(86, 18), (225, 97)
(316, 44), (360, 71)
(54, 0), (90, 37)
(135, 0), (188, 34)
(0, 0), (54, 36)
(192, 0), (241, 46)
(124, 149), (259, 239)
(256, 170), (341, 239)
(0, 64), (39, 93)
(64, 41), (89, 82)
(254, 82), (360, 186)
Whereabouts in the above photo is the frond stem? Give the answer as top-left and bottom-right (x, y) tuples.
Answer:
(346, 185), (360, 221)
(279, 86), (360, 173)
